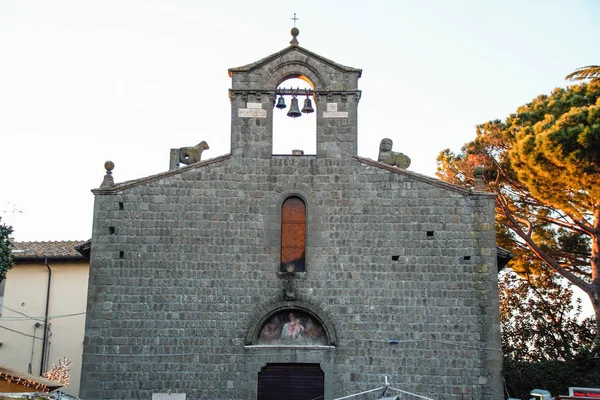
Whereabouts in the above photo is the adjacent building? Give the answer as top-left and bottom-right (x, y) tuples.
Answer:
(0, 241), (89, 397)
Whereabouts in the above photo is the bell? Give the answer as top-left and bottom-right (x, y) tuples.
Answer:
(287, 97), (302, 118)
(301, 97), (314, 114)
(275, 96), (286, 109)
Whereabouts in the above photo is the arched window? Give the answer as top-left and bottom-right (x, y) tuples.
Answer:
(281, 196), (306, 273)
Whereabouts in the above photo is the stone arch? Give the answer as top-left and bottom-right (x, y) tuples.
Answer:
(267, 61), (327, 90)
(245, 299), (338, 346)
(271, 72), (318, 155)
(276, 189), (312, 210)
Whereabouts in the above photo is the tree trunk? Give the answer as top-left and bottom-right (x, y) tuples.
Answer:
(591, 225), (600, 342)
(593, 291), (600, 343)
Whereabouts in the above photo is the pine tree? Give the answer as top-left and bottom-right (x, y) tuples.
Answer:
(437, 82), (600, 340)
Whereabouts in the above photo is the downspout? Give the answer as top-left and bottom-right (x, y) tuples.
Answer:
(40, 258), (51, 376)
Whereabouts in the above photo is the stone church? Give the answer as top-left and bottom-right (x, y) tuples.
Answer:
(80, 28), (503, 400)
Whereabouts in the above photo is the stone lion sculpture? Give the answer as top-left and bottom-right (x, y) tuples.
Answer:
(378, 138), (411, 169)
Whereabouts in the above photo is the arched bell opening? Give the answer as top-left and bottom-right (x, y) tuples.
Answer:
(272, 77), (317, 155)
(281, 74), (314, 88)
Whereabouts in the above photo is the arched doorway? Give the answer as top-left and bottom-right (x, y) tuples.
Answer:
(258, 363), (324, 400)
(244, 303), (336, 399)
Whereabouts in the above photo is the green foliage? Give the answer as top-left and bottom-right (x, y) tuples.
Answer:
(437, 82), (600, 337)
(509, 85), (600, 217)
(0, 217), (15, 283)
(503, 350), (600, 400)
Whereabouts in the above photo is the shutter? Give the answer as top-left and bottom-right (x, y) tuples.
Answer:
(258, 363), (324, 400)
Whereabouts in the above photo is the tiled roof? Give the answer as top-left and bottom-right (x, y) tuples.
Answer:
(12, 240), (87, 260)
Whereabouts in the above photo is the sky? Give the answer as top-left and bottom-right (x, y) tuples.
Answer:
(1, 0), (599, 243)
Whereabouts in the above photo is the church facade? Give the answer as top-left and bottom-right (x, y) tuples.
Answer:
(80, 29), (503, 399)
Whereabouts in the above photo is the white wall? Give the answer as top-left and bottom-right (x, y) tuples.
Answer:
(0, 260), (89, 396)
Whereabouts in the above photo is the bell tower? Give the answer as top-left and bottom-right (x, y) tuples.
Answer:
(228, 28), (362, 159)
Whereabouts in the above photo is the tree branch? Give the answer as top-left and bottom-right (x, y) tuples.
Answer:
(496, 192), (593, 295)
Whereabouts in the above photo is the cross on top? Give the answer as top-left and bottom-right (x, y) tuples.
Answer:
(291, 13), (299, 27)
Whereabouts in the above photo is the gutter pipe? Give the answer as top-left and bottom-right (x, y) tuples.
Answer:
(40, 258), (51, 376)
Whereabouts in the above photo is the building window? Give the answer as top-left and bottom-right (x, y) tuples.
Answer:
(281, 196), (306, 273)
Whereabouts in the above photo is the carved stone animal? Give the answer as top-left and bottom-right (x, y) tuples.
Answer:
(180, 141), (209, 165)
(169, 141), (209, 170)
(377, 138), (411, 169)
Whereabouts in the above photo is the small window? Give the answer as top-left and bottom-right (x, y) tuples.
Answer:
(281, 197), (306, 273)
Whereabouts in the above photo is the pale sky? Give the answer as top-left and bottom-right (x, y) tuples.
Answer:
(1, 0), (599, 242)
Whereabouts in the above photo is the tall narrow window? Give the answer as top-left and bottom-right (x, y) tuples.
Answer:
(281, 197), (306, 273)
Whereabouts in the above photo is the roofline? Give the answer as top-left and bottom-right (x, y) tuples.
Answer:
(353, 156), (496, 197)
(14, 255), (87, 263)
(228, 45), (362, 78)
(92, 154), (232, 195)
(93, 153), (492, 197)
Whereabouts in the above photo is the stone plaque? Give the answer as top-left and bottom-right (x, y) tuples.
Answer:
(326, 103), (338, 112)
(246, 102), (262, 109)
(238, 108), (267, 118)
(323, 111), (348, 118)
(152, 393), (186, 400)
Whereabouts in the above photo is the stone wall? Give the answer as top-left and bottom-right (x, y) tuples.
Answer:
(80, 154), (501, 399)
(229, 46), (361, 159)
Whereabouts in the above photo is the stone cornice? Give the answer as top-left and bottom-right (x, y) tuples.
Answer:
(228, 45), (362, 77)
(92, 154), (233, 195)
(354, 155), (497, 198)
(229, 89), (361, 103)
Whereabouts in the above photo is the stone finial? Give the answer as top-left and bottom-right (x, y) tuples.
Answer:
(377, 138), (411, 169)
(290, 27), (299, 46)
(474, 165), (486, 191)
(169, 141), (210, 170)
(100, 161), (115, 188)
